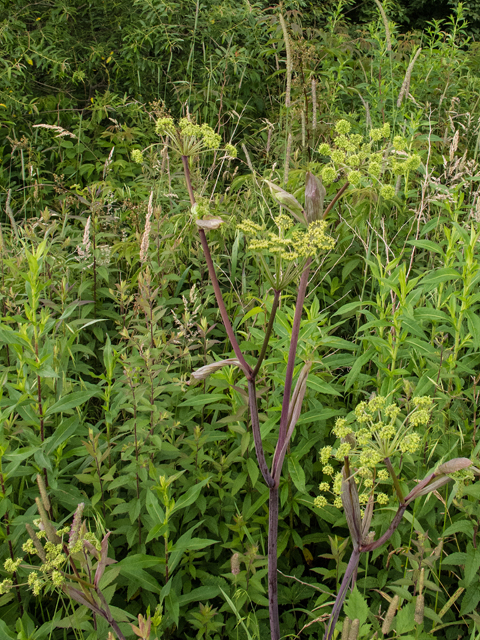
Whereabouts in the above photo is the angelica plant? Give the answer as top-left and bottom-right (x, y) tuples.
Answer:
(142, 116), (347, 640)
(313, 395), (477, 640)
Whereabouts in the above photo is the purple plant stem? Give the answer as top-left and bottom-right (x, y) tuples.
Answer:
(360, 503), (408, 553)
(274, 259), (311, 475)
(324, 548), (360, 640)
(197, 229), (252, 376)
(268, 487), (280, 640)
(252, 289), (281, 379)
(182, 155), (252, 378)
(248, 380), (274, 488)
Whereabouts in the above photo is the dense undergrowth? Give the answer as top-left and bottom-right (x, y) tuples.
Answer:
(2, 1), (480, 639)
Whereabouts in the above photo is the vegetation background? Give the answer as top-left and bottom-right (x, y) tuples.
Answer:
(2, 0), (480, 639)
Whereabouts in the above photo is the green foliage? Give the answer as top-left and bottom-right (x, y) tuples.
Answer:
(1, 2), (480, 640)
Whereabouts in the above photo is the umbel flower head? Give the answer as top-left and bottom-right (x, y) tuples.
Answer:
(238, 212), (334, 290)
(151, 116), (232, 158)
(131, 116), (237, 163)
(317, 119), (422, 198)
(314, 395), (434, 511)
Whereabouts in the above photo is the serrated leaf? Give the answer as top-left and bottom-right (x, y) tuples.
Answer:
(343, 586), (369, 626)
(395, 602), (416, 634)
(442, 520), (474, 538)
(464, 544), (480, 587)
(461, 584), (480, 615)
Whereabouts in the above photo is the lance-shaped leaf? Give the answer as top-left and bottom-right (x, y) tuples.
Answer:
(195, 217), (224, 230)
(272, 362), (312, 483)
(304, 172), (326, 223)
(191, 358), (241, 381)
(341, 467), (362, 548)
(264, 180), (307, 224)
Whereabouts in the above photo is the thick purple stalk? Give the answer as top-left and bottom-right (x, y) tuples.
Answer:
(324, 549), (360, 640)
(248, 380), (274, 488)
(182, 155), (252, 377)
(274, 259), (311, 476)
(268, 487), (280, 640)
(197, 229), (252, 377)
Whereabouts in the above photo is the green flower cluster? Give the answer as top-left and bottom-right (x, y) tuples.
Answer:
(148, 116), (235, 158)
(178, 118), (222, 149)
(317, 119), (422, 198)
(155, 117), (176, 137)
(131, 149), (144, 164)
(314, 395), (434, 512)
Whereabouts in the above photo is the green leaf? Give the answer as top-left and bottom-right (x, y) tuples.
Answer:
(332, 300), (373, 316)
(178, 393), (227, 407)
(408, 239), (444, 255)
(171, 478), (209, 515)
(464, 544), (480, 587)
(46, 390), (98, 416)
(177, 585), (221, 607)
(466, 308), (480, 349)
(246, 457), (259, 487)
(442, 520), (474, 538)
(165, 589), (180, 626)
(145, 490), (165, 524)
(343, 586), (369, 626)
(442, 552), (467, 565)
(306, 376), (341, 396)
(422, 267), (461, 289)
(231, 471), (248, 496)
(288, 456), (306, 493)
(118, 566), (162, 594)
(344, 347), (375, 391)
(460, 584), (480, 615)
(238, 306), (265, 326)
(395, 602), (416, 634)
(44, 416), (80, 454)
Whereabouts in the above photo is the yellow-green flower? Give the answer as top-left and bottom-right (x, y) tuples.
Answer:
(314, 495), (328, 508)
(131, 149), (144, 164)
(393, 135), (407, 151)
(321, 166), (337, 186)
(380, 184), (396, 200)
(318, 142), (331, 155)
(347, 170), (361, 186)
(335, 119), (351, 135)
